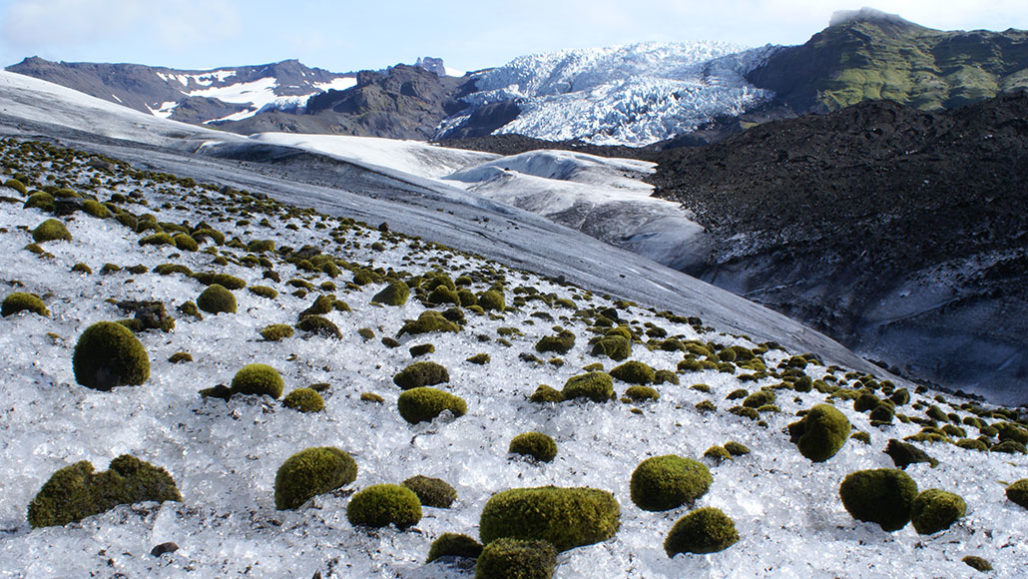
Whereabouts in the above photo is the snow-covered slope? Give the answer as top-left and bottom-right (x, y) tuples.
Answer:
(441, 42), (776, 146)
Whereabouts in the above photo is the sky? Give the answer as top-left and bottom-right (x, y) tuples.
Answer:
(1, 0), (1027, 73)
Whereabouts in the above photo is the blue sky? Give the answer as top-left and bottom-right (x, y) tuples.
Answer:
(1, 1), (1026, 73)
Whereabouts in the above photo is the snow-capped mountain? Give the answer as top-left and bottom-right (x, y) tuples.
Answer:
(441, 42), (776, 146)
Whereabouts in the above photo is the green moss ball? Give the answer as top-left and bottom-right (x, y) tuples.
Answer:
(787, 404), (851, 462)
(478, 486), (620, 552)
(561, 372), (615, 402)
(398, 310), (459, 335)
(2, 292), (49, 317)
(509, 432), (558, 463)
(259, 324), (294, 341)
(274, 447), (357, 510)
(910, 488), (966, 534)
(32, 218), (72, 243)
(230, 363), (284, 398)
(282, 388), (325, 413)
(402, 475), (457, 508)
(623, 385), (659, 402)
(172, 233), (198, 252)
(1005, 478), (1028, 508)
(393, 361), (450, 390)
(839, 468), (918, 532)
(630, 455), (712, 512)
(427, 532), (483, 563)
(72, 321), (150, 390)
(962, 555), (993, 572)
(197, 284), (237, 314)
(664, 506), (740, 556)
(478, 289), (506, 312)
(347, 483), (423, 529)
(474, 538), (556, 579)
(609, 361), (656, 384)
(590, 335), (631, 361)
(396, 387), (467, 424)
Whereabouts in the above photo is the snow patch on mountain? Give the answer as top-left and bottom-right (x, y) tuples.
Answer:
(446, 42), (777, 146)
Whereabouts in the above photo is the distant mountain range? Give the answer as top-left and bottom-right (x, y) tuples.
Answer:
(8, 9), (1028, 147)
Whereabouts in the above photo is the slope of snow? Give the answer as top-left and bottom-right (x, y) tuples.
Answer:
(0, 149), (1024, 578)
(447, 42), (776, 146)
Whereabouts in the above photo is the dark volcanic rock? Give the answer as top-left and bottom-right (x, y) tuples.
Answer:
(650, 94), (1028, 405)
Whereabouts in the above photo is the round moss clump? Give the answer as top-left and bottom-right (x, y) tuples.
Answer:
(962, 555), (993, 572)
(259, 324), (294, 341)
(230, 363), (284, 399)
(274, 447), (357, 510)
(609, 361), (656, 384)
(427, 533), (483, 563)
(347, 483), (423, 529)
(196, 284), (237, 314)
(630, 455), (712, 512)
(590, 335), (631, 361)
(282, 388), (325, 413)
(623, 385), (659, 402)
(478, 486), (620, 552)
(27, 455), (181, 528)
(724, 441), (751, 456)
(397, 387), (467, 424)
(787, 404), (851, 462)
(664, 506), (739, 556)
(402, 475), (457, 508)
(535, 330), (575, 355)
(530, 385), (564, 403)
(509, 432), (558, 463)
(393, 361), (450, 390)
(1005, 478), (1028, 508)
(910, 488), (966, 534)
(32, 218), (72, 243)
(839, 468), (918, 532)
(478, 289), (505, 312)
(72, 321), (150, 390)
(2, 292), (49, 317)
(742, 389), (776, 409)
(398, 310), (459, 335)
(474, 538), (556, 579)
(561, 372), (615, 402)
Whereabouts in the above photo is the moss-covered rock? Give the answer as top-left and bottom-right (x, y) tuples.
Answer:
(259, 324), (294, 341)
(72, 321), (150, 390)
(282, 388), (325, 413)
(509, 432), (558, 463)
(27, 455), (181, 527)
(609, 361), (655, 384)
(474, 538), (556, 579)
(427, 533), (482, 563)
(839, 468), (918, 532)
(230, 363), (284, 399)
(1006, 478), (1028, 508)
(535, 330), (576, 355)
(561, 372), (615, 402)
(910, 489), (966, 534)
(403, 475), (457, 508)
(399, 310), (460, 335)
(630, 455), (712, 512)
(32, 218), (72, 243)
(1, 292), (49, 317)
(478, 486), (620, 552)
(274, 447), (357, 510)
(196, 284), (236, 314)
(393, 361), (450, 390)
(664, 507), (740, 556)
(787, 404), (850, 462)
(397, 387), (467, 424)
(347, 484), (422, 529)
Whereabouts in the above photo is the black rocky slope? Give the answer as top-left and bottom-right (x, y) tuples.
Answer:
(650, 94), (1028, 405)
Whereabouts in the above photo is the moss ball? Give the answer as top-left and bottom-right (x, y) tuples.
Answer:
(4, 178), (27, 195)
(197, 284), (236, 314)
(1006, 478), (1028, 508)
(839, 468), (918, 532)
(282, 388), (325, 413)
(274, 447), (357, 510)
(32, 218), (72, 243)
(172, 233), (198, 252)
(742, 389), (776, 409)
(623, 385), (659, 402)
(664, 506), (739, 556)
(509, 432), (558, 463)
(295, 315), (342, 338)
(2, 292), (49, 317)
(260, 324), (294, 341)
(724, 441), (751, 456)
(561, 372), (614, 402)
(347, 483), (423, 529)
(397, 387), (467, 424)
(402, 475), (457, 508)
(248, 285), (278, 299)
(478, 289), (505, 312)
(230, 363), (284, 399)
(28, 455), (181, 527)
(962, 556), (993, 572)
(704, 445), (731, 463)
(530, 385), (564, 403)
(630, 455), (712, 512)
(72, 321), (150, 390)
(193, 272), (246, 290)
(590, 335), (631, 361)
(23, 192), (55, 212)
(399, 310), (459, 335)
(478, 486), (620, 552)
(427, 533), (483, 563)
(609, 361), (656, 384)
(393, 361), (450, 390)
(474, 538), (557, 579)
(535, 330), (576, 354)
(910, 488), (966, 534)
(138, 232), (174, 247)
(787, 404), (850, 462)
